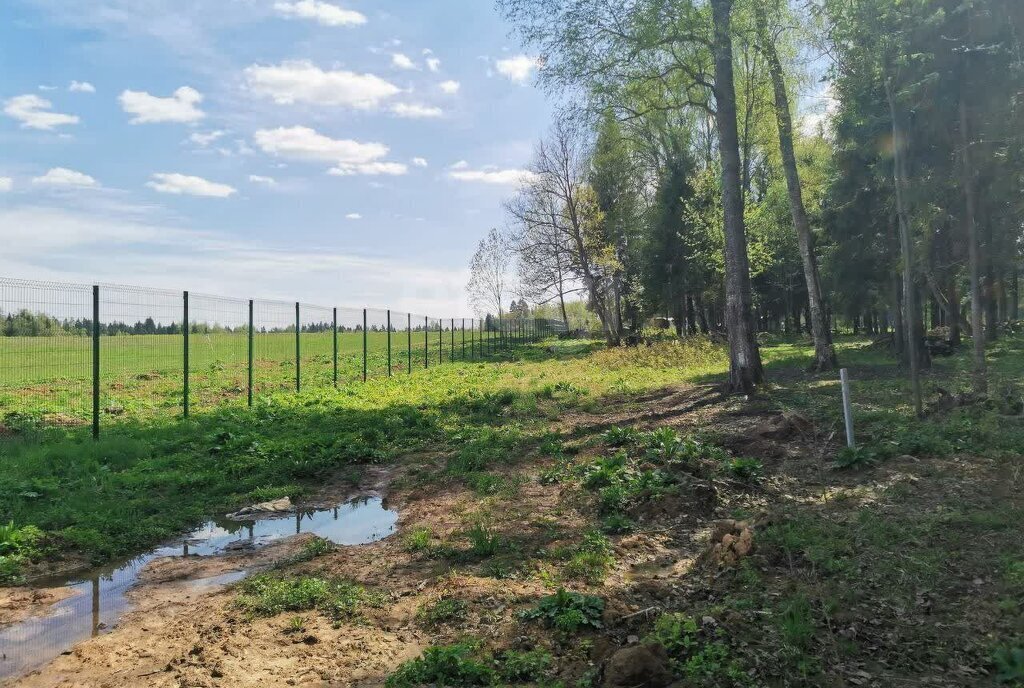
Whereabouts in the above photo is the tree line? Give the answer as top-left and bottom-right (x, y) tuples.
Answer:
(465, 0), (1022, 403)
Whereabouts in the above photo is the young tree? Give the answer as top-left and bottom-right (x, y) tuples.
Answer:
(467, 228), (512, 319)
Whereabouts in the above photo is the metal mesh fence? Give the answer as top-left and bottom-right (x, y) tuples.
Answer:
(0, 277), (561, 436)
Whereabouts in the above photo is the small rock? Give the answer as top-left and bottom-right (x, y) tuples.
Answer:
(626, 635), (639, 645)
(226, 497), (293, 520)
(603, 644), (673, 688)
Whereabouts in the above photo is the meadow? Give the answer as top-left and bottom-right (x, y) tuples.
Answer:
(1, 333), (1022, 686)
(0, 327), (505, 424)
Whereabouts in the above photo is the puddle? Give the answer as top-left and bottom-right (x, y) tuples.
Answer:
(0, 496), (396, 682)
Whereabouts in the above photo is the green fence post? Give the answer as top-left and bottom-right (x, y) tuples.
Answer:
(295, 302), (301, 393)
(407, 313), (412, 374)
(333, 307), (338, 388)
(387, 310), (392, 377)
(462, 318), (466, 360)
(424, 316), (428, 368)
(248, 299), (254, 406)
(450, 318), (455, 362)
(92, 285), (100, 439)
(438, 320), (443, 364)
(362, 308), (368, 382)
(183, 290), (190, 419)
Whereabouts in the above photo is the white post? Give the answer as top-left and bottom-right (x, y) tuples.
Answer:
(839, 368), (855, 448)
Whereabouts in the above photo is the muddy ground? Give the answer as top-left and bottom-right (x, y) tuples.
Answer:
(3, 384), (1021, 687)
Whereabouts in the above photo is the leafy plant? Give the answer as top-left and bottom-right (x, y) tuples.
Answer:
(604, 426), (640, 447)
(521, 588), (604, 634)
(725, 457), (763, 482)
(403, 525), (433, 553)
(385, 643), (496, 688)
(498, 649), (553, 682)
(466, 521), (505, 558)
(993, 646), (1024, 685)
(833, 445), (879, 469)
(649, 613), (751, 686)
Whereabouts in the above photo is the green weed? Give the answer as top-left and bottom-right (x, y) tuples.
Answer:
(235, 574), (372, 620)
(416, 597), (468, 628)
(386, 643), (495, 688)
(521, 588), (604, 634)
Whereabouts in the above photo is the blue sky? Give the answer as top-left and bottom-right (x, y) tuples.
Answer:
(0, 0), (552, 315)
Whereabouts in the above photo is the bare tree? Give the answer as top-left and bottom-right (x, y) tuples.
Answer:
(507, 117), (621, 344)
(467, 228), (512, 319)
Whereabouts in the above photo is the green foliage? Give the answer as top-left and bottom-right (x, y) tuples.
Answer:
(599, 513), (635, 534)
(833, 445), (879, 470)
(603, 426), (640, 447)
(403, 525), (433, 553)
(416, 597), (468, 628)
(0, 521), (45, 583)
(235, 574), (371, 620)
(778, 595), (815, 649)
(497, 649), (554, 682)
(649, 613), (751, 686)
(993, 647), (1024, 685)
(562, 530), (615, 584)
(466, 521), (505, 558)
(386, 643), (496, 688)
(725, 457), (763, 482)
(521, 588), (604, 634)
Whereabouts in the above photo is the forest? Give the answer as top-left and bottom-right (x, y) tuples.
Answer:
(464, 0), (1024, 408)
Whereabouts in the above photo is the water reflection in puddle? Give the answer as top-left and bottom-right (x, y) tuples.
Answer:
(0, 496), (396, 682)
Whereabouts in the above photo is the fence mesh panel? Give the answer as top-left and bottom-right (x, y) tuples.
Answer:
(1, 277), (556, 434)
(99, 285), (182, 420)
(188, 293), (248, 411)
(0, 279), (92, 425)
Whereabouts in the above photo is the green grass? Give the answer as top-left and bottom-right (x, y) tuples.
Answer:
(0, 329), (509, 422)
(0, 337), (728, 572)
(234, 573), (375, 620)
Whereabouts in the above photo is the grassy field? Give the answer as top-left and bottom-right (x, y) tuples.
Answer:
(1, 333), (1022, 685)
(0, 328), (506, 423)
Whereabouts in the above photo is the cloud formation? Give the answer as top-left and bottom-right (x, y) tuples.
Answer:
(69, 80), (96, 93)
(147, 173), (236, 197)
(3, 94), (79, 130)
(273, 0), (366, 27)
(119, 86), (205, 124)
(448, 162), (534, 186)
(495, 55), (539, 84)
(32, 167), (99, 187)
(391, 103), (443, 119)
(244, 61), (400, 109)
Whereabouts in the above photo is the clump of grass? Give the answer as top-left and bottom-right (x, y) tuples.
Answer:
(403, 525), (433, 553)
(562, 530), (614, 584)
(0, 521), (45, 583)
(497, 649), (554, 682)
(235, 574), (372, 620)
(521, 588), (604, 634)
(466, 521), (505, 558)
(416, 596), (468, 628)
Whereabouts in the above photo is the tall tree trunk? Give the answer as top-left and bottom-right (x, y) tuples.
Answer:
(755, 7), (838, 371)
(1011, 268), (1020, 321)
(960, 96), (987, 395)
(711, 0), (763, 393)
(885, 77), (923, 416)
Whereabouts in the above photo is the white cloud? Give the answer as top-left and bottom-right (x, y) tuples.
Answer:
(119, 86), (205, 124)
(146, 173), (236, 197)
(244, 61), (400, 109)
(412, 157), (428, 167)
(69, 81), (96, 93)
(3, 94), (79, 130)
(439, 80), (460, 95)
(391, 53), (417, 70)
(248, 174), (278, 187)
(32, 167), (98, 188)
(254, 126), (389, 164)
(189, 130), (227, 146)
(328, 161), (408, 176)
(426, 58), (441, 73)
(345, 213), (362, 220)
(448, 163), (535, 186)
(273, 0), (366, 26)
(0, 177), (12, 192)
(391, 103), (443, 119)
(495, 55), (539, 84)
